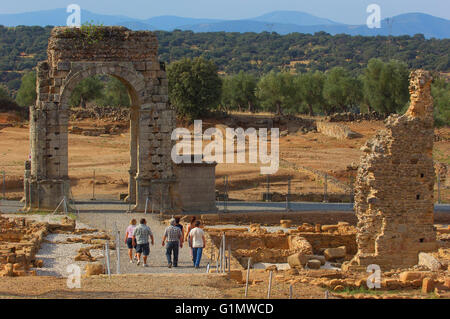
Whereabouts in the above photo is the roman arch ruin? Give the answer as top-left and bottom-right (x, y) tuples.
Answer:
(24, 26), (177, 212)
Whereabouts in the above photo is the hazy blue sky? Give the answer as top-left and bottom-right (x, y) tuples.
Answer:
(0, 0), (449, 24)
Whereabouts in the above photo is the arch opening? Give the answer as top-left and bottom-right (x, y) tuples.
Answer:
(61, 72), (141, 204)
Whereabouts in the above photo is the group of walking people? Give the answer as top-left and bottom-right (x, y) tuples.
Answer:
(124, 216), (205, 269)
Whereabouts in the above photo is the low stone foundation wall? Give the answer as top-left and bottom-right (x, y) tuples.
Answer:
(291, 232), (357, 255)
(200, 211), (358, 226)
(198, 211), (450, 226)
(316, 121), (362, 140)
(0, 215), (75, 277)
(205, 222), (357, 268)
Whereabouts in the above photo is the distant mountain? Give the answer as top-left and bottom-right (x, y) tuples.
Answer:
(0, 9), (448, 38)
(0, 8), (133, 27)
(183, 13), (450, 39)
(142, 15), (221, 31)
(118, 21), (154, 31)
(250, 10), (340, 26)
(178, 20), (306, 34)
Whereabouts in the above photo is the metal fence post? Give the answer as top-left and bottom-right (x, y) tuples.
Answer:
(116, 229), (121, 274)
(105, 241), (111, 277)
(91, 169), (96, 200)
(244, 258), (251, 297)
(286, 176), (291, 212)
(28, 179), (32, 209)
(323, 173), (328, 203)
(267, 271), (273, 299)
(2, 171), (5, 201)
(266, 175), (270, 202)
(228, 243), (231, 273)
(223, 176), (229, 212)
(222, 233), (226, 274)
(218, 235), (223, 272)
(350, 176), (354, 203)
(437, 173), (441, 204)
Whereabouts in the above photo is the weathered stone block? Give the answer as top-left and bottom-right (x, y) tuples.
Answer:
(422, 278), (435, 294)
(324, 246), (346, 261)
(418, 252), (442, 271)
(306, 259), (322, 269)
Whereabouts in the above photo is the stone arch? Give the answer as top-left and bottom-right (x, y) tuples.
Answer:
(59, 64), (146, 108)
(25, 26), (176, 212)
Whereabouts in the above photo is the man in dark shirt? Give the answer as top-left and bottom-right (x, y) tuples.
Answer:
(162, 218), (183, 268)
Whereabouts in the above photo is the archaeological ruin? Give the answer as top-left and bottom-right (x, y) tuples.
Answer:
(24, 26), (217, 213)
(343, 70), (437, 271)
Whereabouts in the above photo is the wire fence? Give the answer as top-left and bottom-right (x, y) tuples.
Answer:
(0, 160), (448, 209)
(214, 162), (449, 211)
(215, 170), (355, 209)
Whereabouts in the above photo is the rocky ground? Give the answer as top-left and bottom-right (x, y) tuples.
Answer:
(0, 274), (240, 299)
(0, 211), (449, 299)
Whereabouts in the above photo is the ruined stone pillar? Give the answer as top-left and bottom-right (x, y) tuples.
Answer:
(343, 70), (437, 271)
(134, 108), (152, 211)
(27, 61), (70, 210)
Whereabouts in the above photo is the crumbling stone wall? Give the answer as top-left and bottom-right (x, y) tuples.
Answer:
(316, 121), (362, 140)
(206, 223), (357, 267)
(26, 26), (176, 211)
(344, 70), (437, 271)
(0, 215), (48, 276)
(200, 211), (358, 226)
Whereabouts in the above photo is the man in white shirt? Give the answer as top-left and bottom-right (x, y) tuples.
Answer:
(188, 220), (206, 269)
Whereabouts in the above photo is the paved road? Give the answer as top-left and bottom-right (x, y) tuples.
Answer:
(2, 199), (449, 215)
(0, 200), (23, 214)
(216, 201), (450, 213)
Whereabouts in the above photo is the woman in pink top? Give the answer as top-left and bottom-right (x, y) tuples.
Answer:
(124, 219), (137, 263)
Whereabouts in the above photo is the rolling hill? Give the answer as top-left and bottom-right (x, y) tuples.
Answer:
(0, 9), (448, 38)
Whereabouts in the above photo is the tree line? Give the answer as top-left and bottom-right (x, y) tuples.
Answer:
(0, 25), (449, 93)
(168, 57), (449, 126)
(2, 56), (448, 126)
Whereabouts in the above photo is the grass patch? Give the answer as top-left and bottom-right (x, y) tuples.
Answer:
(21, 210), (51, 216)
(67, 213), (78, 220)
(426, 292), (441, 299)
(433, 148), (450, 165)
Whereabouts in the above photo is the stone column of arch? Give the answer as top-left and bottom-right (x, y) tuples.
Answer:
(25, 26), (176, 212)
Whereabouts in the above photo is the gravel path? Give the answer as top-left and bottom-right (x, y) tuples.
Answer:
(2, 214), (105, 277)
(78, 212), (210, 274)
(32, 220), (104, 277)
